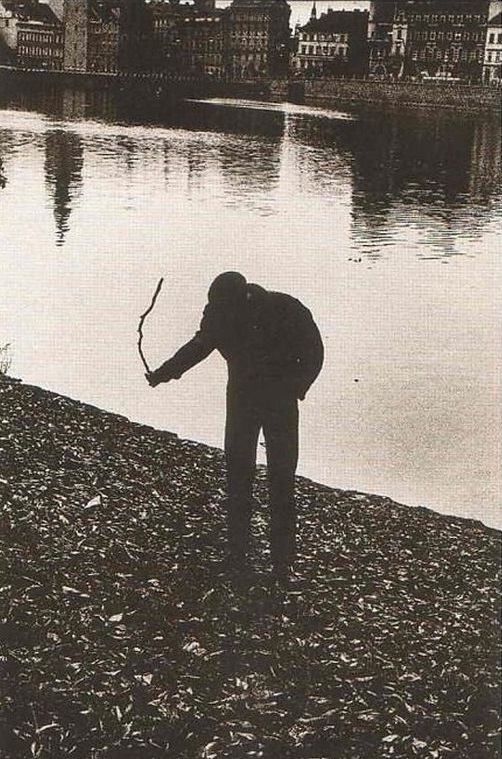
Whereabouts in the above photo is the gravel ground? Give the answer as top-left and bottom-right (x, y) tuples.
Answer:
(0, 375), (500, 759)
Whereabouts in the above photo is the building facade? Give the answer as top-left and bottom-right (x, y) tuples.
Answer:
(116, 0), (152, 72)
(368, 0), (501, 82)
(150, 0), (181, 71)
(150, 0), (226, 78)
(63, 0), (89, 71)
(177, 9), (226, 78)
(226, 0), (290, 80)
(0, 0), (20, 53)
(295, 6), (368, 76)
(62, 0), (152, 74)
(368, 0), (395, 74)
(17, 6), (63, 70)
(0, 1), (63, 70)
(87, 1), (119, 73)
(483, 10), (502, 82)
(402, 0), (491, 81)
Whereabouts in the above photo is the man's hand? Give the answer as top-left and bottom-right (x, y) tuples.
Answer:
(145, 372), (163, 388)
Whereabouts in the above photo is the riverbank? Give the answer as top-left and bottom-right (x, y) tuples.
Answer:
(0, 375), (500, 758)
(1, 66), (501, 114)
(270, 78), (502, 113)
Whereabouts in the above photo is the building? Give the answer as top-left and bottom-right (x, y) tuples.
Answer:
(150, 0), (226, 79)
(368, 1), (502, 82)
(17, 2), (63, 69)
(368, 0), (395, 74)
(62, 0), (151, 74)
(150, 0), (181, 71)
(0, 0), (23, 52)
(402, 0), (492, 82)
(226, 0), (290, 80)
(87, 0), (119, 73)
(0, 0), (63, 70)
(483, 10), (502, 82)
(63, 0), (89, 71)
(295, 5), (368, 77)
(116, 0), (152, 72)
(176, 7), (226, 78)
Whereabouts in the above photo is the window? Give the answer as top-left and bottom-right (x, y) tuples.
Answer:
(487, 51), (493, 62)
(498, 33), (502, 44)
(489, 33), (495, 43)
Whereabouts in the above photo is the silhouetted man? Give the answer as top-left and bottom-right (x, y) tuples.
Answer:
(147, 272), (324, 580)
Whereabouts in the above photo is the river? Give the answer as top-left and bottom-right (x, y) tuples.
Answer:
(0, 80), (500, 528)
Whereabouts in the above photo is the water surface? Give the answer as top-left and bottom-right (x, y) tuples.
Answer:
(0, 83), (500, 527)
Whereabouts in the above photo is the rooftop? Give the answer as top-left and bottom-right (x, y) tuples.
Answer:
(299, 8), (368, 33)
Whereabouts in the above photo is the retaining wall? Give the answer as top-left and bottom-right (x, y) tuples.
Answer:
(270, 78), (501, 113)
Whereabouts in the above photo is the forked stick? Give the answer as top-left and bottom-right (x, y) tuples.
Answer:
(137, 277), (164, 374)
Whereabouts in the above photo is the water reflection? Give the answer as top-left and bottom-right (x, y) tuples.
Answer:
(279, 109), (501, 259)
(469, 118), (502, 200)
(0, 128), (18, 189)
(2, 81), (497, 256)
(44, 130), (83, 246)
(219, 137), (281, 198)
(0, 82), (500, 527)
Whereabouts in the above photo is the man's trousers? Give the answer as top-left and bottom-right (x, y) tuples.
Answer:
(224, 385), (299, 571)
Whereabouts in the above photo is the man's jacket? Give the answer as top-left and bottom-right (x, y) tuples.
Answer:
(151, 284), (324, 399)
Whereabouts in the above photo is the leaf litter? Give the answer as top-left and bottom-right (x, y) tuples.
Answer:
(0, 376), (500, 758)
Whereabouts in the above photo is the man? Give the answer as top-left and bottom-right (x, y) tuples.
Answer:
(147, 272), (324, 580)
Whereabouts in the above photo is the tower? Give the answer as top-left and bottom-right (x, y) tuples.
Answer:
(63, 0), (90, 72)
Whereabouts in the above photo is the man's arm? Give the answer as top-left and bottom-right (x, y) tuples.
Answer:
(147, 304), (219, 387)
(291, 303), (324, 400)
(147, 337), (214, 387)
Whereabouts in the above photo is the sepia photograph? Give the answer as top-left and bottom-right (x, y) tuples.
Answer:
(0, 0), (500, 757)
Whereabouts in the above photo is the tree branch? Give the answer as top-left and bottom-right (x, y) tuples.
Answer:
(137, 277), (164, 374)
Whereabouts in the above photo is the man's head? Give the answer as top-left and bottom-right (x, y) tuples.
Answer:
(208, 272), (248, 307)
